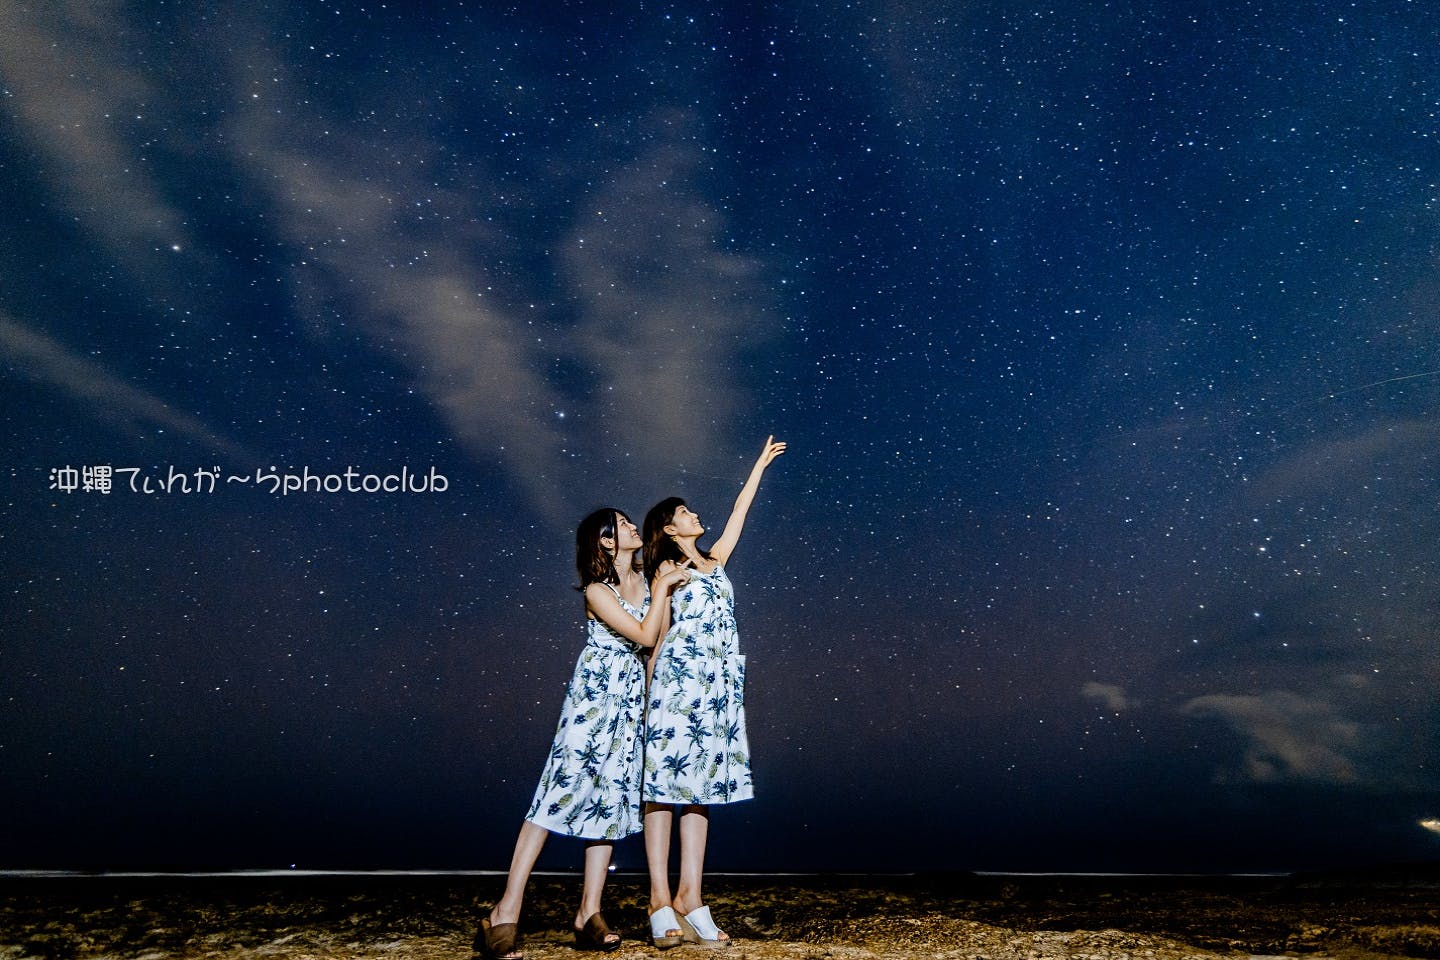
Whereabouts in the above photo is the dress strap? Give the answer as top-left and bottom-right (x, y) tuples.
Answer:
(603, 582), (649, 611)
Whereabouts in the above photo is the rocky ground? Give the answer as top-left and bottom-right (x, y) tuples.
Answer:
(2, 867), (1437, 960)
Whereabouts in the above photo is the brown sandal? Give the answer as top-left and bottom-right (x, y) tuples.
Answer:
(574, 912), (622, 952)
(475, 915), (522, 960)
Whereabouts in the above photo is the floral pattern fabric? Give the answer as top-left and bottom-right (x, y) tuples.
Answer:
(524, 587), (648, 839)
(643, 564), (752, 805)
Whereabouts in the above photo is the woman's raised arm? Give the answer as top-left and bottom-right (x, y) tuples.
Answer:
(709, 436), (786, 566)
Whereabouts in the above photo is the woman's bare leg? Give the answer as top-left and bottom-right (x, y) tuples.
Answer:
(673, 805), (727, 939)
(575, 840), (618, 944)
(644, 802), (682, 935)
(491, 820), (548, 926)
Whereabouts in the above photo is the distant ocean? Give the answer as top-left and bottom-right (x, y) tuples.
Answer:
(0, 867), (1290, 878)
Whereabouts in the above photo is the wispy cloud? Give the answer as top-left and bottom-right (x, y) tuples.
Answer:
(221, 90), (572, 514)
(1246, 420), (1440, 502)
(0, 314), (243, 456)
(2, 7), (775, 521)
(1180, 690), (1361, 785)
(1080, 681), (1132, 712)
(0, 4), (240, 460)
(560, 115), (771, 476)
(222, 42), (771, 518)
(0, 3), (193, 276)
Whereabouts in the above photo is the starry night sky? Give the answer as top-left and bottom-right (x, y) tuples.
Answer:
(3, 1), (1439, 874)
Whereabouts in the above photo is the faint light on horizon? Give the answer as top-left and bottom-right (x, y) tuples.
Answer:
(1419, 818), (1440, 836)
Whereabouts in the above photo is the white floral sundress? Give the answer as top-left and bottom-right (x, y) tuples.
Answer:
(643, 563), (752, 805)
(524, 586), (649, 839)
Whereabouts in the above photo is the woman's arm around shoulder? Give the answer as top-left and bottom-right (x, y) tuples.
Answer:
(584, 564), (691, 649)
(645, 562), (681, 684)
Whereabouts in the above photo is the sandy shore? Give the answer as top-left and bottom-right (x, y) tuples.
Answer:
(3, 868), (1438, 960)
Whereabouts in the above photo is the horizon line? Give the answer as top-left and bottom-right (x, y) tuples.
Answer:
(0, 867), (1296, 880)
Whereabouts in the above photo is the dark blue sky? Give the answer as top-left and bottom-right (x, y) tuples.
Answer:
(3, 0), (1439, 873)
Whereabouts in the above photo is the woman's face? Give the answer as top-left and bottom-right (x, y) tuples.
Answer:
(667, 504), (704, 538)
(615, 514), (642, 550)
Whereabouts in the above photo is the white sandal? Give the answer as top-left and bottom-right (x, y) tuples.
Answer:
(649, 906), (684, 950)
(678, 905), (731, 949)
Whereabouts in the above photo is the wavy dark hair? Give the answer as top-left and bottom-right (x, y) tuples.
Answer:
(576, 507), (641, 589)
(642, 496), (712, 575)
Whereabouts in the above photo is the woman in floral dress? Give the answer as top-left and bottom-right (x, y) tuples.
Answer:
(640, 437), (786, 949)
(477, 508), (692, 960)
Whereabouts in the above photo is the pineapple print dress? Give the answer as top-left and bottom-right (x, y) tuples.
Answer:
(524, 586), (649, 839)
(643, 564), (752, 805)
